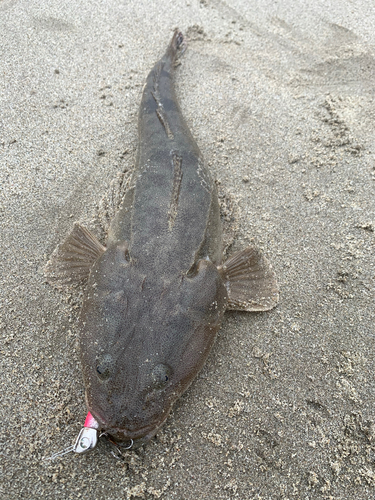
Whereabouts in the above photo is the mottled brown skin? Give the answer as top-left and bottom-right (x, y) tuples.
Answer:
(79, 31), (229, 447)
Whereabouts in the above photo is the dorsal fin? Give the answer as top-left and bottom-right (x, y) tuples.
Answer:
(44, 223), (106, 287)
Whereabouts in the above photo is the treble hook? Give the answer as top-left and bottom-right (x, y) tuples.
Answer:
(100, 432), (134, 458)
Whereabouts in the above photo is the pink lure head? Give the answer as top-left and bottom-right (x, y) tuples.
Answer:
(84, 411), (100, 429)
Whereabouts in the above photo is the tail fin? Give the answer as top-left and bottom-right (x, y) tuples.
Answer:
(165, 29), (186, 64)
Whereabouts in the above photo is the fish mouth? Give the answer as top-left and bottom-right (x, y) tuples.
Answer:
(89, 409), (169, 449)
(104, 423), (160, 448)
(107, 426), (161, 449)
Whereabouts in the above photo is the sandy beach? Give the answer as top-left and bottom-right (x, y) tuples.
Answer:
(1, 0), (374, 498)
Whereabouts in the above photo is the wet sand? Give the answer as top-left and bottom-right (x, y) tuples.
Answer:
(1, 0), (374, 498)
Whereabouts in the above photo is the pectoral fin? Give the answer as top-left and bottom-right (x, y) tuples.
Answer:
(44, 223), (106, 287)
(219, 246), (279, 312)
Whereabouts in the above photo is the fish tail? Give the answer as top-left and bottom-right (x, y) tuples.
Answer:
(137, 29), (188, 151)
(164, 29), (186, 65)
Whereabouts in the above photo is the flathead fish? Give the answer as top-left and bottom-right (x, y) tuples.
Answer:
(46, 29), (278, 453)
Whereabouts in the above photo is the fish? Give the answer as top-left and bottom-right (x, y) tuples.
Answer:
(45, 29), (278, 453)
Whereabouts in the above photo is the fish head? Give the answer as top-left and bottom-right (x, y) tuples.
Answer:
(79, 243), (228, 447)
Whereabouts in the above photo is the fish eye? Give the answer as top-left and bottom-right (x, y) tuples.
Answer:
(96, 354), (114, 381)
(151, 364), (172, 388)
